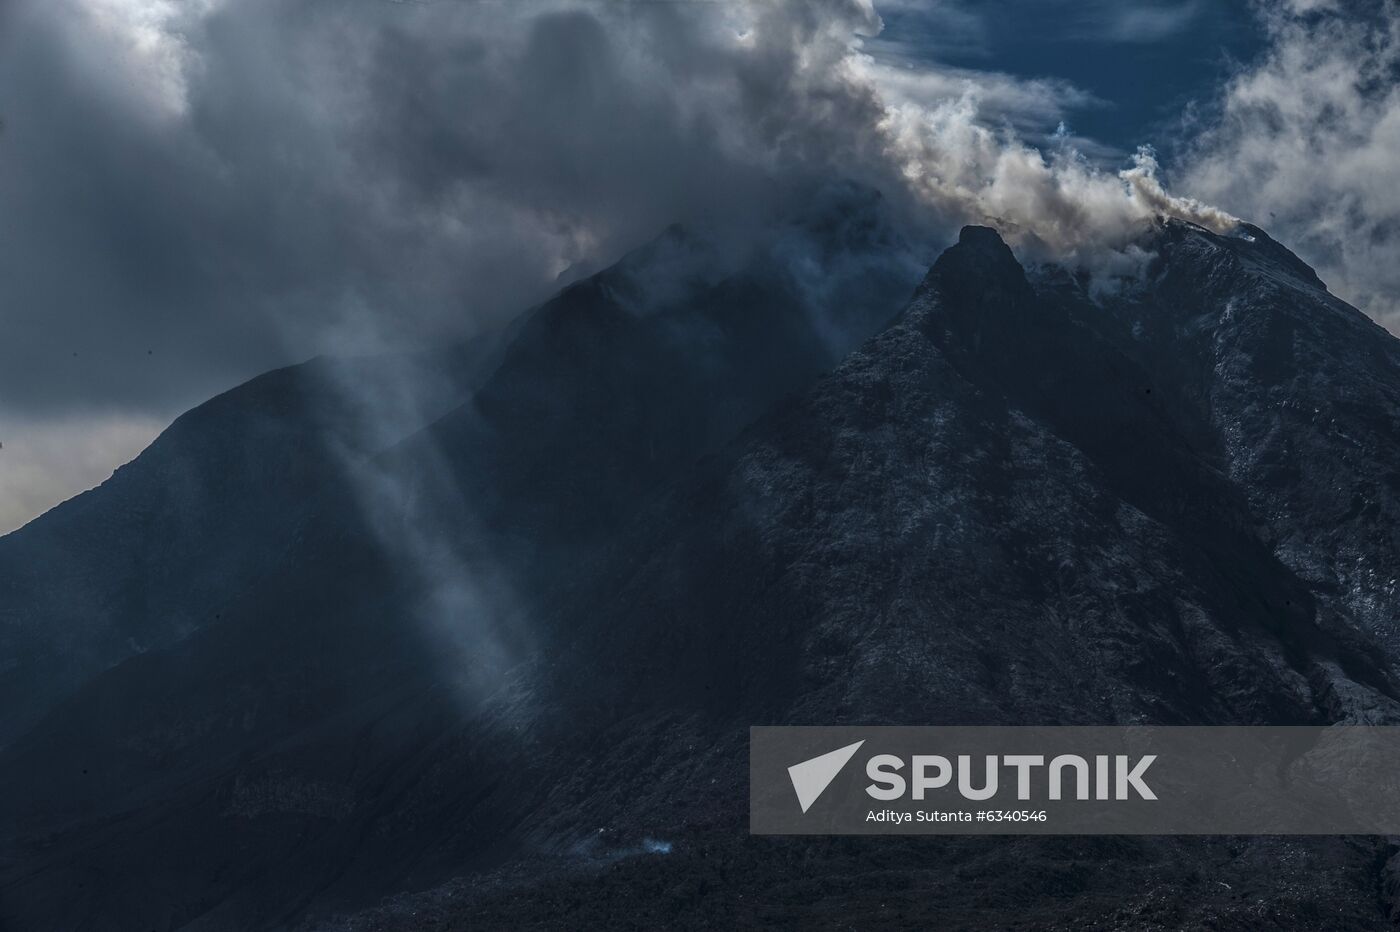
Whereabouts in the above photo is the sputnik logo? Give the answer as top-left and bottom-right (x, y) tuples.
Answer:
(787, 740), (865, 813)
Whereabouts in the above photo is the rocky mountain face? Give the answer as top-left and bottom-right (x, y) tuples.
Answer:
(4, 209), (1400, 930)
(0, 348), (492, 750)
(568, 224), (1400, 731)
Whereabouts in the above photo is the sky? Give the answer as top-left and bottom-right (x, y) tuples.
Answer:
(1, 0), (1398, 533)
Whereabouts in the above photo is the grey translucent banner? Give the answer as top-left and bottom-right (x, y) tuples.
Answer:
(750, 726), (1400, 834)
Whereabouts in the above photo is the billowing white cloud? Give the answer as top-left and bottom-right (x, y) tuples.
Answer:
(63, 0), (222, 116)
(868, 57), (1107, 135)
(873, 83), (1236, 268)
(1180, 0), (1400, 329)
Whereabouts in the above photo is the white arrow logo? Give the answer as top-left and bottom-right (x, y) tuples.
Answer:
(787, 740), (865, 813)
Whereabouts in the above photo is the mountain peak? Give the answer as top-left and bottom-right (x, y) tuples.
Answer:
(1157, 216), (1328, 294)
(957, 223), (1010, 249)
(933, 225), (1025, 280)
(914, 224), (1034, 322)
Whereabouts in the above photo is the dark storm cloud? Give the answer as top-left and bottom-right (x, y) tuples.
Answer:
(0, 0), (1247, 530)
(0, 0), (898, 527)
(0, 0), (1236, 417)
(0, 0), (881, 418)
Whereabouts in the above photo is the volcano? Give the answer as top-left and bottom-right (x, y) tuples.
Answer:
(4, 213), (1400, 930)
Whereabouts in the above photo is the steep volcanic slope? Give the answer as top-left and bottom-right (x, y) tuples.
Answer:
(393, 186), (922, 603)
(564, 226), (1400, 730)
(1097, 221), (1400, 689)
(0, 347), (491, 749)
(314, 226), (1400, 930)
(0, 184), (916, 751)
(0, 193), (921, 931)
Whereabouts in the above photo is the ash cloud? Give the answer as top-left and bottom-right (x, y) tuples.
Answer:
(1179, 0), (1400, 330)
(0, 0), (1243, 526)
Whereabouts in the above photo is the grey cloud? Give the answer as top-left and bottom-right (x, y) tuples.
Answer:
(1180, 0), (1400, 330)
(875, 0), (1203, 48)
(0, 0), (884, 419)
(0, 0), (1229, 418)
(1085, 1), (1203, 43)
(0, 0), (1243, 528)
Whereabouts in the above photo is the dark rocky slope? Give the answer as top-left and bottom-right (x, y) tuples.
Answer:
(0, 347), (492, 750)
(0, 192), (921, 931)
(566, 225), (1400, 730)
(316, 224), (1400, 930)
(5, 217), (1400, 930)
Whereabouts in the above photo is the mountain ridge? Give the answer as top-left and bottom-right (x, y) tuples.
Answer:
(310, 219), (1400, 929)
(7, 215), (1400, 928)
